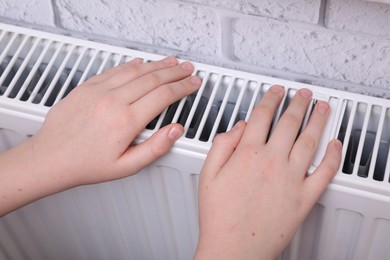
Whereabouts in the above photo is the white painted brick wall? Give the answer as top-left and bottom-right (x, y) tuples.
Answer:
(0, 0), (389, 97)
(0, 0), (54, 26)
(326, 0), (390, 38)
(232, 17), (390, 91)
(55, 0), (219, 56)
(181, 0), (322, 23)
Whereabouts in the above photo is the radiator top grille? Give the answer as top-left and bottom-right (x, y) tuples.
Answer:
(1, 23), (390, 195)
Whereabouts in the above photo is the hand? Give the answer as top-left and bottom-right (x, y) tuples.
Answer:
(33, 56), (202, 186)
(194, 86), (342, 259)
(0, 57), (201, 215)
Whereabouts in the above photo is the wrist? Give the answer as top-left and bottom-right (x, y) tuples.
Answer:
(0, 136), (76, 216)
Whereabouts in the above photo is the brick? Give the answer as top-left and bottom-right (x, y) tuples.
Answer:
(232, 18), (390, 90)
(0, 0), (54, 26)
(326, 0), (390, 38)
(55, 0), (219, 56)
(180, 0), (322, 24)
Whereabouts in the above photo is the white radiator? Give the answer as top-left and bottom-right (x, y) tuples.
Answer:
(0, 23), (390, 260)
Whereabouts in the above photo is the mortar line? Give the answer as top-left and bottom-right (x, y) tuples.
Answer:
(50, 0), (62, 28)
(318, 0), (329, 27)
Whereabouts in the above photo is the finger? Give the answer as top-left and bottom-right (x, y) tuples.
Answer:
(108, 57), (179, 88)
(87, 58), (143, 84)
(303, 139), (342, 207)
(116, 61), (196, 104)
(129, 75), (202, 133)
(86, 56), (178, 88)
(289, 101), (330, 174)
(85, 58), (143, 85)
(200, 121), (246, 181)
(267, 88), (313, 155)
(117, 124), (184, 175)
(238, 85), (285, 147)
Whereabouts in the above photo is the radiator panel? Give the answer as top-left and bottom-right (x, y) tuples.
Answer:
(2, 157), (390, 260)
(1, 23), (390, 260)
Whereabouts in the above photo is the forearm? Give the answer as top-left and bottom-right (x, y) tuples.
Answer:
(0, 138), (71, 216)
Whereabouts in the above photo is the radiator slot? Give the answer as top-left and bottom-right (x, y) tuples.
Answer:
(0, 56), (15, 95)
(373, 141), (390, 181)
(339, 102), (367, 175)
(185, 96), (207, 138)
(373, 108), (390, 182)
(198, 75), (231, 142)
(229, 80), (257, 128)
(0, 33), (128, 107)
(337, 101), (390, 181)
(160, 100), (182, 128)
(185, 72), (218, 139)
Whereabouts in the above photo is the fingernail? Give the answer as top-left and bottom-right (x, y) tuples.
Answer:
(163, 56), (177, 65)
(168, 127), (183, 140)
(300, 88), (312, 99)
(334, 139), (343, 151)
(180, 62), (194, 72)
(270, 85), (284, 93)
(190, 76), (202, 87)
(131, 58), (143, 64)
(231, 121), (243, 131)
(317, 101), (329, 114)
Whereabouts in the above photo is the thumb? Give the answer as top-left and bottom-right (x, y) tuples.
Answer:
(118, 123), (184, 175)
(200, 120), (246, 181)
(303, 139), (342, 205)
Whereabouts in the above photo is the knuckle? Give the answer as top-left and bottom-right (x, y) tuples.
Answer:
(177, 79), (191, 92)
(146, 73), (161, 86)
(158, 84), (177, 101)
(253, 104), (275, 119)
(105, 76), (122, 86)
(323, 164), (335, 175)
(300, 134), (317, 150)
(282, 113), (301, 129)
(104, 64), (140, 84)
(150, 142), (166, 158)
(319, 164), (338, 180)
(127, 66), (142, 78)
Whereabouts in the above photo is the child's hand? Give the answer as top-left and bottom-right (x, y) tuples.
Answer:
(195, 86), (342, 259)
(0, 57), (201, 216)
(32, 57), (201, 187)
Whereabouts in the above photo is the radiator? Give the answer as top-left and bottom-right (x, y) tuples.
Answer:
(0, 23), (390, 260)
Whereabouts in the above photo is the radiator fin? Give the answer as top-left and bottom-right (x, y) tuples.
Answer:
(0, 30), (321, 146)
(0, 31), (134, 107)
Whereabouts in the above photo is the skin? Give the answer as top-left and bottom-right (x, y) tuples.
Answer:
(0, 57), (342, 258)
(194, 86), (342, 259)
(0, 56), (201, 216)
